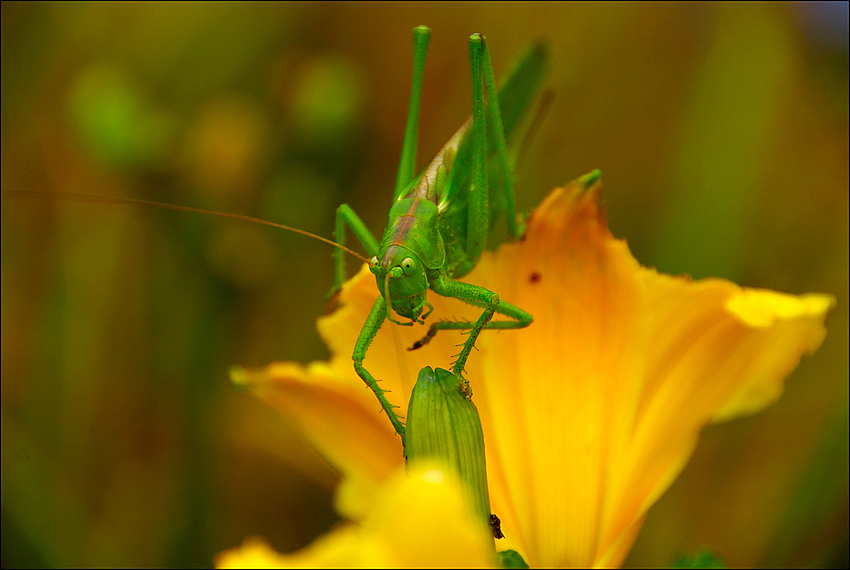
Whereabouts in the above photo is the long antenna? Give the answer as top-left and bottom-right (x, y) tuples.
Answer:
(3, 190), (368, 263)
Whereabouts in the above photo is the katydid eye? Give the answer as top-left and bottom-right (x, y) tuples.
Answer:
(401, 257), (416, 275)
(369, 256), (379, 270)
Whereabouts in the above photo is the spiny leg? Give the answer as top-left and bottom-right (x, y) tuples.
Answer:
(411, 278), (533, 376)
(451, 302), (497, 378)
(353, 297), (407, 442)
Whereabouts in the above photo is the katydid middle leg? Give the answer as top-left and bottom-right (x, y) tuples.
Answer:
(411, 277), (533, 376)
(331, 204), (379, 297)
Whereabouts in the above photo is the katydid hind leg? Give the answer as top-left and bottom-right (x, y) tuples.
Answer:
(394, 26), (431, 200)
(480, 36), (523, 240)
(332, 26), (431, 302)
(459, 32), (525, 274)
(463, 33), (489, 268)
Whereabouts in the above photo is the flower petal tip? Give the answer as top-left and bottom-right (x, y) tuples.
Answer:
(726, 289), (836, 330)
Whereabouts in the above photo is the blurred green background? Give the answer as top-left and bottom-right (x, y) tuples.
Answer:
(1, 2), (846, 567)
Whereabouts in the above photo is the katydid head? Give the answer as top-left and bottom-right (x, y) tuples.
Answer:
(370, 246), (429, 323)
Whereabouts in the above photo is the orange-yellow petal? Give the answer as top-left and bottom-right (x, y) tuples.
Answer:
(231, 362), (401, 520)
(597, 273), (834, 560)
(460, 182), (652, 567)
(438, 179), (833, 567)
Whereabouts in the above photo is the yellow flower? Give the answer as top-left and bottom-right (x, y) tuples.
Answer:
(217, 466), (498, 568)
(219, 174), (833, 568)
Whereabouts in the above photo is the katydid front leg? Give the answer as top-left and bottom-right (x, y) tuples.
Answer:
(353, 296), (407, 441)
(332, 205), (410, 440)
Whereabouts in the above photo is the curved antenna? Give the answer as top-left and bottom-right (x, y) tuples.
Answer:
(3, 190), (368, 263)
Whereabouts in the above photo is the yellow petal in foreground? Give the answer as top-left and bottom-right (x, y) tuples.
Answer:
(226, 174), (834, 568)
(216, 466), (495, 568)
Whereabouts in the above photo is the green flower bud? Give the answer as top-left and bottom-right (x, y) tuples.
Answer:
(405, 367), (492, 531)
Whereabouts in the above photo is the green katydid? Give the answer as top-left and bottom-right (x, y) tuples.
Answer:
(5, 26), (548, 446)
(330, 26), (547, 441)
